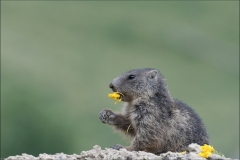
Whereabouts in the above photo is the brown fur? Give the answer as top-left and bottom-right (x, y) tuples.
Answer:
(99, 68), (209, 154)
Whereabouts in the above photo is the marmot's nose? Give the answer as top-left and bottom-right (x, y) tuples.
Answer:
(109, 83), (114, 89)
(109, 82), (117, 91)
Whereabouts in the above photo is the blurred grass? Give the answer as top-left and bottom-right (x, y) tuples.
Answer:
(1, 1), (239, 159)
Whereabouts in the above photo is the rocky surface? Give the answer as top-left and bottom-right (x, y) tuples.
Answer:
(6, 143), (234, 160)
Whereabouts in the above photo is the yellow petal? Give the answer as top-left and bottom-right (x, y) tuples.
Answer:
(199, 144), (215, 158)
(180, 151), (186, 154)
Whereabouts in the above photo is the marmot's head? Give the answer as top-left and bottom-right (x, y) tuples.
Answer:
(109, 68), (170, 102)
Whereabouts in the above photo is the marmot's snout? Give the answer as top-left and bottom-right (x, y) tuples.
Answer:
(109, 82), (116, 92)
(109, 82), (113, 89)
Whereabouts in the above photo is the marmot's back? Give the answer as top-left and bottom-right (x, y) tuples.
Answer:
(100, 68), (209, 154)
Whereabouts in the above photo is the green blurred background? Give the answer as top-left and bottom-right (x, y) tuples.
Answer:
(1, 1), (239, 159)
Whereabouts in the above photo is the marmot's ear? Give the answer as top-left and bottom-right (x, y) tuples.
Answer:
(147, 70), (158, 80)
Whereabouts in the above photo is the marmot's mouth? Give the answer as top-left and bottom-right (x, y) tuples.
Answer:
(108, 92), (124, 104)
(112, 88), (124, 98)
(118, 93), (124, 100)
(111, 88), (117, 92)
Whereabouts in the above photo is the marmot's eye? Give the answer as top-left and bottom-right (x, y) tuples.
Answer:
(128, 75), (135, 79)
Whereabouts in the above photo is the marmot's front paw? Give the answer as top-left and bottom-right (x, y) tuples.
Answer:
(99, 109), (116, 125)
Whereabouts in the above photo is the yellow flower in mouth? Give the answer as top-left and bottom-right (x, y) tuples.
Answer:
(108, 92), (124, 104)
(198, 144), (214, 158)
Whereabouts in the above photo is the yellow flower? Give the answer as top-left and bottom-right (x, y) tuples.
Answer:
(180, 151), (186, 154)
(108, 92), (124, 104)
(198, 144), (215, 158)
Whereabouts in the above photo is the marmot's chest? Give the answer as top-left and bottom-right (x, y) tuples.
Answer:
(127, 104), (150, 128)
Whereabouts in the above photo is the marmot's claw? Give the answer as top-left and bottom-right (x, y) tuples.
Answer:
(99, 109), (116, 125)
(110, 144), (123, 150)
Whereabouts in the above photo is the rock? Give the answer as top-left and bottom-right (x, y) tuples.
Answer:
(208, 154), (231, 160)
(5, 144), (235, 160)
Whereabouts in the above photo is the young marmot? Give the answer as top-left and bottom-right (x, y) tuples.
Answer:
(99, 68), (209, 154)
